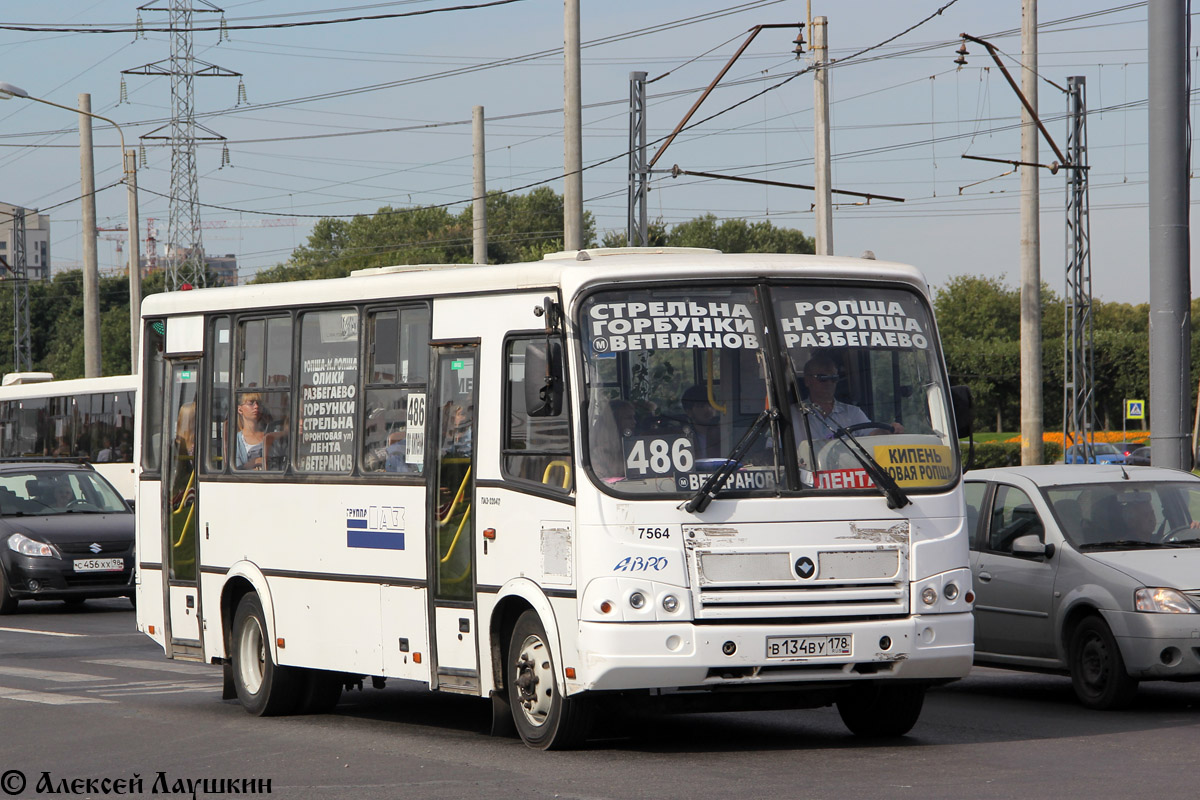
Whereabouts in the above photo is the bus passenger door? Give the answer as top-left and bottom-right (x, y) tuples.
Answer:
(427, 344), (479, 691)
(162, 361), (202, 657)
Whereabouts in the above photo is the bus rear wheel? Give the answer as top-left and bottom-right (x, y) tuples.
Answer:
(231, 593), (300, 716)
(506, 609), (591, 750)
(836, 683), (925, 738)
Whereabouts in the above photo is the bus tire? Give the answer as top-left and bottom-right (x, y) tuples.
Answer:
(298, 669), (343, 714)
(836, 683), (925, 738)
(1068, 616), (1138, 710)
(231, 593), (300, 716)
(506, 609), (591, 750)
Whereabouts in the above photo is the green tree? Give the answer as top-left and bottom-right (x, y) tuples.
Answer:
(254, 187), (596, 284)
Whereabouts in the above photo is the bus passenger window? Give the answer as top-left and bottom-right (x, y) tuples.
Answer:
(361, 305), (429, 476)
(502, 337), (571, 491)
(295, 309), (359, 474)
(235, 316), (292, 472)
(206, 316), (231, 471)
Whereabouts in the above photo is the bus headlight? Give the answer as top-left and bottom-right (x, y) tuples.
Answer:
(628, 591), (646, 610)
(921, 586), (938, 606)
(943, 582), (960, 601)
(661, 594), (679, 613)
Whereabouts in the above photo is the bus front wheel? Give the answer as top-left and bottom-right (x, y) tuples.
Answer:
(836, 683), (925, 738)
(231, 593), (300, 716)
(506, 609), (591, 750)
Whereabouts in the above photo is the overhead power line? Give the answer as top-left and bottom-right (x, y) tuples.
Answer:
(132, 0), (962, 222)
(0, 0), (531, 33)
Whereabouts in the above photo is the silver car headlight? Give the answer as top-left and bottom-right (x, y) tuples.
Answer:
(7, 532), (61, 558)
(1134, 587), (1197, 614)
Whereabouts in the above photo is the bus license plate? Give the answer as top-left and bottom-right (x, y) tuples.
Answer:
(73, 557), (124, 572)
(766, 634), (852, 659)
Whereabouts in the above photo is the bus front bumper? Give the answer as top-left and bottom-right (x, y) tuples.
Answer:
(572, 612), (973, 692)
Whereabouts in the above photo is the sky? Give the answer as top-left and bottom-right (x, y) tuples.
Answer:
(0, 0), (1192, 304)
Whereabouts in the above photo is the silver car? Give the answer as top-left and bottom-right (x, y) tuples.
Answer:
(964, 465), (1200, 709)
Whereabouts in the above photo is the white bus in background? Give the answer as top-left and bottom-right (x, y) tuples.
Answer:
(0, 372), (136, 501)
(135, 248), (975, 750)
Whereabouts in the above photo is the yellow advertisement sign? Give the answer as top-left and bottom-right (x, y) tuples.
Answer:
(872, 444), (955, 487)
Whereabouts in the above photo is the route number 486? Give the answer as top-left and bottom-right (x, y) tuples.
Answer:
(625, 437), (694, 475)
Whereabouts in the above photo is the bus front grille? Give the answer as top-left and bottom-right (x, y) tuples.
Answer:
(693, 582), (908, 620)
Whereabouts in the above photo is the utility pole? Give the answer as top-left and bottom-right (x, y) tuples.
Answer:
(563, 0), (583, 250)
(811, 16), (833, 255)
(627, 71), (648, 247)
(1148, 0), (1192, 469)
(79, 93), (102, 378)
(1019, 0), (1043, 464)
(126, 148), (142, 372)
(472, 105), (487, 264)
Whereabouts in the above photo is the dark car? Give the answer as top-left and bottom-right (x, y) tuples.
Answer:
(1127, 446), (1152, 466)
(0, 462), (133, 613)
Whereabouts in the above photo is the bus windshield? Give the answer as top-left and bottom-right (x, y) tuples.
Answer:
(580, 282), (958, 497)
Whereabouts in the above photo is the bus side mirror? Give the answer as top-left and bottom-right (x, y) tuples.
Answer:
(524, 339), (563, 417)
(951, 385), (973, 440)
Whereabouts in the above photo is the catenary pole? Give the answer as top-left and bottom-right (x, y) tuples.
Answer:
(79, 93), (101, 378)
(812, 16), (833, 255)
(563, 0), (583, 250)
(473, 105), (487, 264)
(126, 148), (142, 372)
(1019, 0), (1043, 464)
(1147, 0), (1192, 469)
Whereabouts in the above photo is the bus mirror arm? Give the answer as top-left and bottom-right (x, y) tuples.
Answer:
(524, 338), (563, 417)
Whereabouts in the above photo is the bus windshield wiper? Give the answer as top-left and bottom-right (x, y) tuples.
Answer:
(683, 408), (776, 514)
(798, 402), (910, 510)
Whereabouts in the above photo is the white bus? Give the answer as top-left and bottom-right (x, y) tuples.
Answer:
(134, 248), (975, 749)
(0, 373), (137, 500)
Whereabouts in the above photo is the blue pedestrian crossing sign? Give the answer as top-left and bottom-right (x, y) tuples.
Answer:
(1126, 399), (1145, 420)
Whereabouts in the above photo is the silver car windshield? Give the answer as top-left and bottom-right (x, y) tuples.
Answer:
(1044, 481), (1200, 548)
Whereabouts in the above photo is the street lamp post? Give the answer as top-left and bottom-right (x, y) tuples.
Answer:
(0, 81), (142, 375)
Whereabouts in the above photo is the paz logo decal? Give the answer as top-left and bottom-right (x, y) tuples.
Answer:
(346, 506), (405, 550)
(794, 556), (815, 579)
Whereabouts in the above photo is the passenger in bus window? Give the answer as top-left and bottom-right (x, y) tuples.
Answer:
(795, 353), (903, 441)
(176, 403), (196, 457)
(442, 402), (472, 456)
(96, 438), (115, 462)
(235, 392), (268, 469)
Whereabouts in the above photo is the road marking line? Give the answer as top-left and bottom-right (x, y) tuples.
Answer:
(92, 682), (216, 697)
(0, 686), (114, 705)
(86, 658), (216, 675)
(0, 627), (84, 638)
(0, 666), (103, 683)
